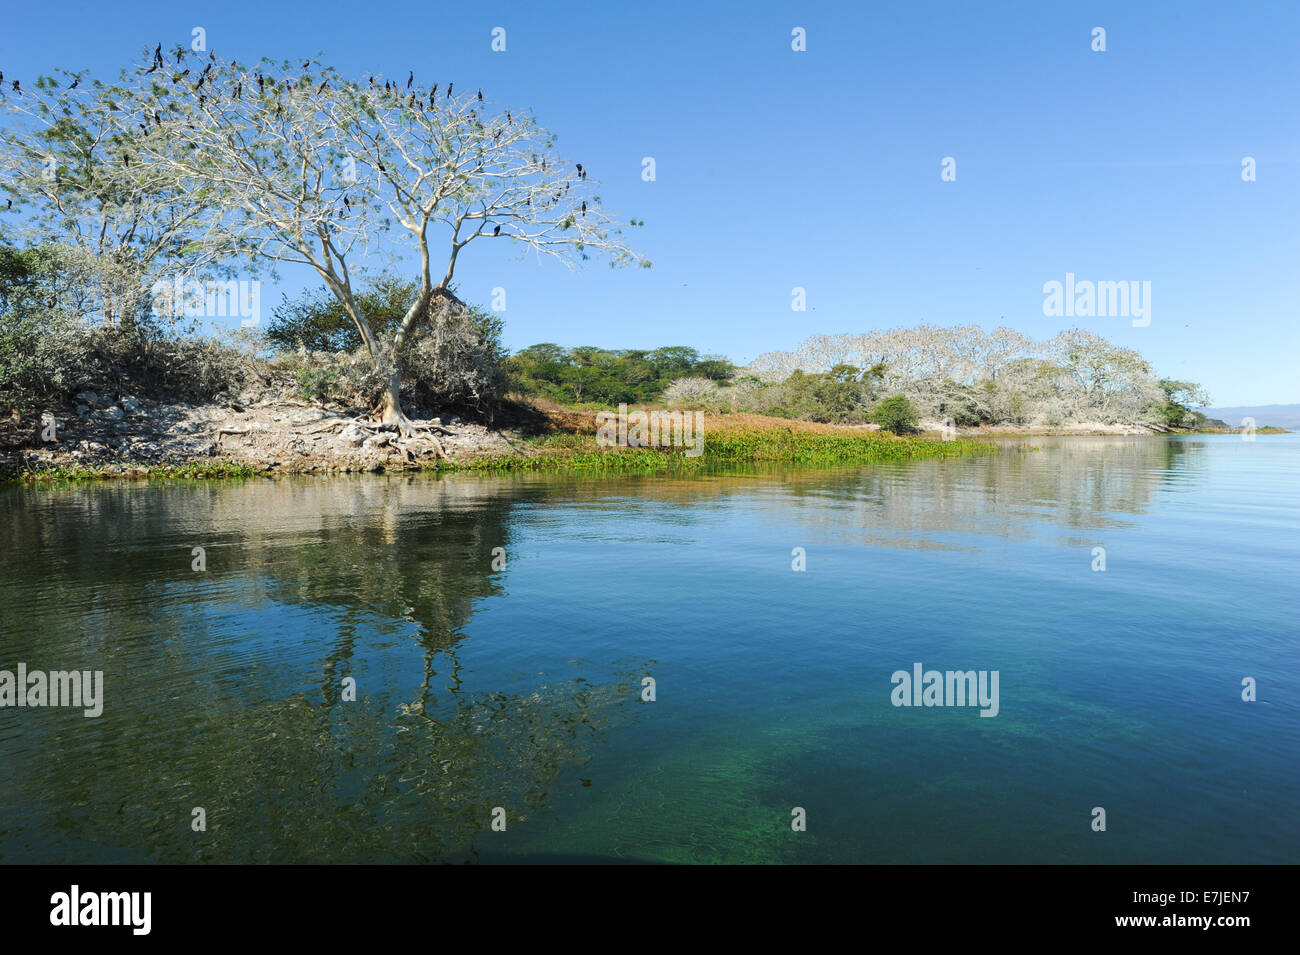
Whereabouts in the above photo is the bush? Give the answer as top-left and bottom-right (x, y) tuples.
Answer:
(662, 377), (724, 410)
(870, 395), (919, 434)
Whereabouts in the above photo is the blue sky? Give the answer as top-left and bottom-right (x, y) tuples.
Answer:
(2, 0), (1297, 404)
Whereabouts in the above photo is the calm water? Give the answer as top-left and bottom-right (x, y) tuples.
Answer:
(1, 435), (1297, 864)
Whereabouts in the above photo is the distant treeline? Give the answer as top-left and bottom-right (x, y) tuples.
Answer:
(504, 344), (735, 405)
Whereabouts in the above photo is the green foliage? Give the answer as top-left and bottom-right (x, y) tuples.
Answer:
(506, 343), (735, 404)
(870, 395), (919, 434)
(265, 273), (416, 352)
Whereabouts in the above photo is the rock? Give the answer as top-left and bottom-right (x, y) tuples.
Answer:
(121, 396), (142, 414)
(75, 391), (103, 407)
(102, 406), (125, 420)
(339, 425), (367, 446)
(363, 433), (392, 448)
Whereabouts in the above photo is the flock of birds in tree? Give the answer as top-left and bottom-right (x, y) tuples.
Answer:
(1, 47), (595, 223)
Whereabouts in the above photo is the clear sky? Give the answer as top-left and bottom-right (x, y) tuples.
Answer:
(2, 0), (1297, 405)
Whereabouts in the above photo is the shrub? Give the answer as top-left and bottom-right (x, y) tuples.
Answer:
(870, 395), (919, 434)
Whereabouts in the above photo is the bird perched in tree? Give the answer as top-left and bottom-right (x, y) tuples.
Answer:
(210, 51), (216, 61)
(493, 224), (501, 235)
(446, 82), (453, 98)
(195, 75), (205, 90)
(343, 196), (350, 208)
(154, 111), (162, 126)
(198, 94), (206, 107)
(384, 80), (391, 92)
(430, 83), (438, 98)
(581, 201), (586, 216)
(234, 82), (241, 98)
(153, 43), (162, 64)
(145, 62), (158, 75)
(408, 93), (415, 107)
(174, 49), (184, 64)
(318, 80), (328, 94)
(11, 80), (20, 94)
(407, 71), (413, 89)
(477, 89), (483, 101)
(576, 163), (582, 175)
(506, 111), (512, 125)
(256, 75), (264, 93)
(368, 76), (375, 87)
(302, 60), (310, 69)
(69, 76), (79, 89)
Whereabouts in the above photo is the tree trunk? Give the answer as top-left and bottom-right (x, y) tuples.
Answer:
(377, 368), (414, 436)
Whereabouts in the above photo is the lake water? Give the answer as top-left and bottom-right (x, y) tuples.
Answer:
(2, 434), (1297, 863)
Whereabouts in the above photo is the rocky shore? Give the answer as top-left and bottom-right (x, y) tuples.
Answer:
(1, 372), (524, 477)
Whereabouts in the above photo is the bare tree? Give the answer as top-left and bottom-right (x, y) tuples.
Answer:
(98, 51), (649, 433)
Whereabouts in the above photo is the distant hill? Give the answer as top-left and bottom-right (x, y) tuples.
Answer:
(1203, 405), (1300, 430)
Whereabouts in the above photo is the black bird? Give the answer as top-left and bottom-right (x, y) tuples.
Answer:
(430, 83), (437, 98)
(175, 49), (183, 64)
(368, 76), (375, 87)
(564, 182), (569, 192)
(69, 77), (79, 89)
(195, 75), (204, 91)
(302, 60), (310, 69)
(153, 43), (162, 64)
(446, 82), (453, 98)
(477, 89), (482, 101)
(506, 111), (512, 125)
(576, 163), (582, 175)
(209, 51), (216, 61)
(154, 111), (162, 126)
(317, 80), (328, 94)
(198, 94), (206, 107)
(407, 71), (413, 89)
(408, 93), (415, 107)
(203, 63), (212, 76)
(581, 201), (586, 216)
(493, 224), (500, 235)
(384, 80), (391, 92)
(11, 80), (20, 94)
(257, 75), (264, 93)
(343, 196), (350, 207)
(145, 62), (158, 75)
(138, 122), (147, 133)
(541, 158), (546, 171)
(0, 72), (4, 85)
(377, 160), (386, 172)
(6, 199), (11, 208)
(234, 82), (241, 98)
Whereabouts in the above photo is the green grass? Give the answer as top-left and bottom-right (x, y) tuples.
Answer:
(1, 458), (258, 484)
(435, 426), (993, 473)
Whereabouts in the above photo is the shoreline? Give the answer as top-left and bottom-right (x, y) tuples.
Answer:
(1, 392), (1284, 485)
